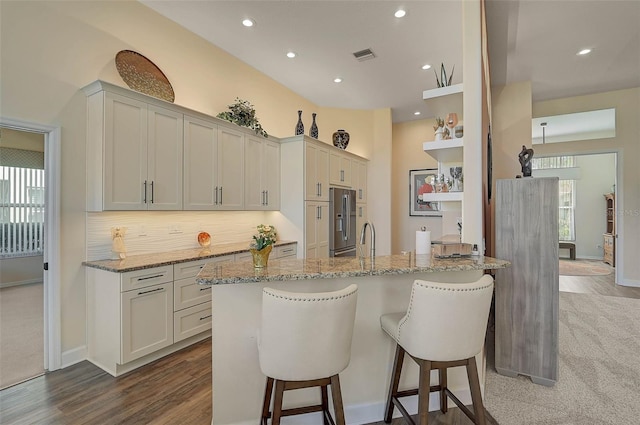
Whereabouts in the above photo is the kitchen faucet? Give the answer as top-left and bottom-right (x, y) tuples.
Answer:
(359, 221), (376, 260)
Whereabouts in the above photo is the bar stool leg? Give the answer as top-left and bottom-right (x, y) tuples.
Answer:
(466, 357), (487, 425)
(272, 380), (285, 425)
(321, 384), (331, 425)
(384, 344), (405, 423)
(418, 359), (431, 425)
(329, 374), (346, 425)
(261, 377), (274, 425)
(439, 367), (448, 414)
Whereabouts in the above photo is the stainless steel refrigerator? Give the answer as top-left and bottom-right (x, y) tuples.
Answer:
(329, 188), (357, 257)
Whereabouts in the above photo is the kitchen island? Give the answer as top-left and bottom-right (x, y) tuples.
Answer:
(197, 254), (509, 425)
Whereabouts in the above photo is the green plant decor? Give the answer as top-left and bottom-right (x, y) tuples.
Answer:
(217, 98), (268, 138)
(433, 63), (455, 88)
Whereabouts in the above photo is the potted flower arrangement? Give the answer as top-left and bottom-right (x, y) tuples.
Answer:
(249, 224), (277, 268)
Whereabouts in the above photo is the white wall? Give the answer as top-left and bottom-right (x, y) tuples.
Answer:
(0, 255), (43, 288)
(574, 154), (616, 259)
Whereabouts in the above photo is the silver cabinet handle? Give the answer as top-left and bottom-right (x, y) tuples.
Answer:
(143, 180), (147, 203)
(317, 182), (320, 197)
(359, 206), (363, 217)
(219, 187), (223, 204)
(316, 206), (320, 220)
(340, 170), (344, 181)
(199, 314), (212, 321)
(138, 286), (164, 296)
(266, 190), (269, 205)
(150, 181), (154, 204)
(199, 286), (212, 292)
(136, 274), (164, 281)
(214, 186), (218, 205)
(359, 188), (362, 199)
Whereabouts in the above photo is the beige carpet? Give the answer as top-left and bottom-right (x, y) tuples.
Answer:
(559, 259), (613, 276)
(0, 283), (45, 389)
(484, 292), (640, 424)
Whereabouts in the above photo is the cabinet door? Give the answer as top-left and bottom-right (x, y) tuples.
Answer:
(103, 92), (148, 210)
(184, 116), (218, 210)
(263, 140), (280, 210)
(244, 136), (264, 210)
(305, 201), (329, 259)
(329, 152), (351, 187)
(356, 204), (369, 255)
(217, 126), (244, 210)
(147, 105), (183, 210)
(174, 277), (212, 311)
(121, 282), (173, 363)
(305, 143), (329, 201)
(354, 160), (367, 203)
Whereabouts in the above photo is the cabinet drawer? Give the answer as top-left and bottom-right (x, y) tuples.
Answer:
(174, 301), (212, 343)
(173, 255), (234, 280)
(274, 244), (297, 259)
(121, 266), (173, 292)
(235, 251), (252, 262)
(174, 277), (212, 311)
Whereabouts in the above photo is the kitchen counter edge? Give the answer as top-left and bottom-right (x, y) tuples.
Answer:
(82, 241), (297, 273)
(196, 254), (511, 285)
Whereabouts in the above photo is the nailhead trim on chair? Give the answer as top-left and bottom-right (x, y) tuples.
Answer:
(263, 290), (358, 302)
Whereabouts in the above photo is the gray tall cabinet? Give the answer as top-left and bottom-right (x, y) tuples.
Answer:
(495, 177), (559, 386)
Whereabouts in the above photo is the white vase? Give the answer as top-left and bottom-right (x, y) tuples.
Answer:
(435, 127), (444, 141)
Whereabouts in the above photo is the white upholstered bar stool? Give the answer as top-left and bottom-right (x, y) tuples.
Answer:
(258, 284), (358, 425)
(380, 275), (494, 425)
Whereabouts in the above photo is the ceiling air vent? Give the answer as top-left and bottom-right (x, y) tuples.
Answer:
(353, 48), (376, 62)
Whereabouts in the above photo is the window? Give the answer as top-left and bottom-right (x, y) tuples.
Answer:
(532, 156), (576, 241)
(0, 166), (45, 257)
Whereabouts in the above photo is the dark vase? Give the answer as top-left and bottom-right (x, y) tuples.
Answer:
(332, 129), (350, 150)
(295, 110), (304, 135)
(310, 113), (318, 139)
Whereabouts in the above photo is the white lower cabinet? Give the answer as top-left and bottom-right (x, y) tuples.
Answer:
(121, 282), (174, 363)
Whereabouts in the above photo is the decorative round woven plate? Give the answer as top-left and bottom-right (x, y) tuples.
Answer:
(115, 50), (175, 103)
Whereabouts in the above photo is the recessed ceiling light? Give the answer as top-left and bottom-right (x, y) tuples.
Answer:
(414, 111), (421, 116)
(334, 78), (342, 83)
(242, 18), (254, 27)
(577, 48), (592, 55)
(394, 9), (406, 18)
(286, 51), (296, 58)
(422, 64), (432, 70)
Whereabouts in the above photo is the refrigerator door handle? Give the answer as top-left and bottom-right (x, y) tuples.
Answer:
(343, 194), (350, 241)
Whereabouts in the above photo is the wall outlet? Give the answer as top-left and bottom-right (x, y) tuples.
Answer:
(138, 225), (147, 236)
(168, 224), (183, 234)
(596, 244), (602, 249)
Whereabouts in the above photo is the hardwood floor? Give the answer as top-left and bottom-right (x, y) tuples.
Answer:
(0, 339), (212, 425)
(1, 269), (638, 425)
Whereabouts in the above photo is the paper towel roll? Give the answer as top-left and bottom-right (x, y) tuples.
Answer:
(415, 230), (431, 255)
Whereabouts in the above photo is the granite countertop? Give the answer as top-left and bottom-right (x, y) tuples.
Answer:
(196, 254), (510, 285)
(82, 241), (297, 273)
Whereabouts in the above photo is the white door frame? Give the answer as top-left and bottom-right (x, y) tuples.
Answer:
(0, 117), (62, 371)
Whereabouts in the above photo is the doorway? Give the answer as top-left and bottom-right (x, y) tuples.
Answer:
(532, 151), (622, 284)
(0, 118), (61, 387)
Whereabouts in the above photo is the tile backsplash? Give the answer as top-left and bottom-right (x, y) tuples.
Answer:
(86, 211), (270, 261)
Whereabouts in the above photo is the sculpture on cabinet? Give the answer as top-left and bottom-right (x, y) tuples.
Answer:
(518, 145), (534, 177)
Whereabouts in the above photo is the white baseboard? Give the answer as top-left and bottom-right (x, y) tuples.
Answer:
(223, 390), (472, 425)
(619, 278), (640, 288)
(61, 345), (87, 369)
(574, 255), (603, 260)
(0, 278), (43, 289)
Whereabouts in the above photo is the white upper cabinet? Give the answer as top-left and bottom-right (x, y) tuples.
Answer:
(245, 136), (280, 210)
(96, 92), (183, 211)
(183, 117), (245, 210)
(216, 127), (245, 210)
(352, 160), (367, 203)
(304, 142), (329, 201)
(329, 151), (352, 187)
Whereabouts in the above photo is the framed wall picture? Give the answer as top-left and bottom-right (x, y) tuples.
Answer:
(409, 168), (442, 216)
